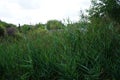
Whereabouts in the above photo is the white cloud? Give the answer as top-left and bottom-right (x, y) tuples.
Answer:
(0, 0), (91, 25)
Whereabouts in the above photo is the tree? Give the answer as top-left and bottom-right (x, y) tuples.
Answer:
(89, 0), (120, 23)
(20, 24), (32, 33)
(46, 20), (65, 30)
(35, 23), (45, 29)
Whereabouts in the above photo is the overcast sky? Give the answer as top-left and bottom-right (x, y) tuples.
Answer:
(0, 0), (91, 25)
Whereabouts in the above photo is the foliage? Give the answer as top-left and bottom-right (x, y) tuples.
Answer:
(35, 23), (46, 29)
(0, 25), (5, 37)
(0, 1), (120, 79)
(0, 21), (120, 80)
(6, 27), (17, 36)
(0, 20), (22, 39)
(0, 20), (16, 28)
(89, 0), (120, 23)
(46, 20), (65, 30)
(20, 24), (32, 33)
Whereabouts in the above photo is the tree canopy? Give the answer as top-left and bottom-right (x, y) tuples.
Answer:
(46, 20), (65, 30)
(89, 0), (120, 23)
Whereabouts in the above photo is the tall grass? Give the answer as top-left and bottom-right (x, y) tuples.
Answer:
(0, 22), (120, 80)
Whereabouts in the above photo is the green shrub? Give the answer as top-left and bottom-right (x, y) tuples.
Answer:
(46, 20), (65, 30)
(35, 23), (45, 29)
(6, 27), (17, 36)
(7, 27), (22, 40)
(21, 24), (32, 33)
(0, 25), (6, 37)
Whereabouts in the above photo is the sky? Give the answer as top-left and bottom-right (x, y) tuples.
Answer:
(0, 0), (91, 25)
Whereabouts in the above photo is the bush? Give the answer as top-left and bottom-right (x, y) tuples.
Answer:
(21, 24), (32, 33)
(35, 23), (45, 29)
(0, 25), (5, 37)
(46, 20), (65, 30)
(6, 27), (17, 36)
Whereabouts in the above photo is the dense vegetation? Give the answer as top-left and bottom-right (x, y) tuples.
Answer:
(0, 0), (120, 80)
